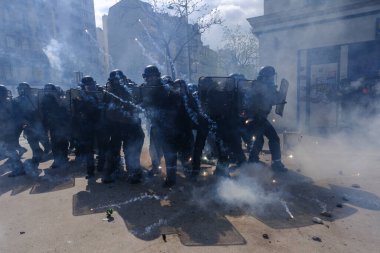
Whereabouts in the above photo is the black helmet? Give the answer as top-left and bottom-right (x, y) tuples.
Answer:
(44, 83), (57, 92)
(142, 65), (161, 79)
(0, 84), (8, 94)
(17, 82), (31, 95)
(161, 75), (173, 85)
(173, 79), (186, 88)
(258, 66), (276, 80)
(0, 85), (9, 99)
(108, 69), (126, 82)
(81, 76), (96, 86)
(18, 82), (31, 89)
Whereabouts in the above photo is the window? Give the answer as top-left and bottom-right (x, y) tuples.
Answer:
(0, 62), (13, 80)
(33, 67), (43, 81)
(21, 40), (29, 50)
(6, 36), (16, 48)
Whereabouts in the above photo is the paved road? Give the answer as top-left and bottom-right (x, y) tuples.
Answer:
(1, 135), (380, 253)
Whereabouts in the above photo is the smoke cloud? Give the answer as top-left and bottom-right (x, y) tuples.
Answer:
(42, 39), (63, 76)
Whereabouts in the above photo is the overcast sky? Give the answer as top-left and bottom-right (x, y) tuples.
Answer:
(93, 0), (263, 50)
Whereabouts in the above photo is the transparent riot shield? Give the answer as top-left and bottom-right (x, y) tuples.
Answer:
(65, 88), (104, 118)
(65, 88), (81, 117)
(198, 76), (237, 120)
(23, 88), (40, 112)
(236, 79), (256, 118)
(275, 78), (289, 117)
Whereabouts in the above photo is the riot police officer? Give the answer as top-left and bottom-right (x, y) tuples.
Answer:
(139, 65), (181, 187)
(172, 79), (194, 173)
(73, 76), (102, 178)
(40, 84), (69, 169)
(102, 70), (145, 184)
(247, 66), (287, 172)
(0, 85), (24, 177)
(14, 82), (50, 167)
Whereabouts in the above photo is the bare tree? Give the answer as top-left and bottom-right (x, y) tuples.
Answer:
(148, 0), (222, 80)
(218, 25), (259, 79)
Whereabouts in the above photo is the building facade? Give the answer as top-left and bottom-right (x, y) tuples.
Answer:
(105, 0), (219, 83)
(0, 0), (103, 93)
(248, 0), (380, 132)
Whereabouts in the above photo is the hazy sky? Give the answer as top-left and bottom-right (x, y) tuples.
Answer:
(93, 0), (263, 49)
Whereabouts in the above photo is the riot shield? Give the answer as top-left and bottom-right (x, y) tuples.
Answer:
(65, 89), (104, 118)
(65, 88), (81, 116)
(37, 88), (65, 116)
(198, 76), (237, 120)
(275, 78), (289, 117)
(26, 88), (40, 111)
(237, 79), (256, 117)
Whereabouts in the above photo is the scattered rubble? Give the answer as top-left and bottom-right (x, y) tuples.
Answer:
(106, 208), (113, 217)
(262, 234), (269, 239)
(160, 199), (171, 207)
(312, 217), (324, 224)
(162, 234), (167, 242)
(312, 236), (322, 242)
(336, 203), (343, 208)
(19, 231), (25, 235)
(104, 208), (114, 222)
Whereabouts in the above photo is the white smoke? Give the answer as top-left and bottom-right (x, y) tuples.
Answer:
(134, 38), (165, 71)
(214, 164), (280, 213)
(42, 39), (63, 77)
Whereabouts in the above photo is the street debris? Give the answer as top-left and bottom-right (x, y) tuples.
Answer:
(19, 231), (25, 235)
(262, 234), (269, 239)
(336, 203), (343, 208)
(106, 208), (113, 217)
(351, 184), (361, 188)
(320, 211), (332, 218)
(281, 200), (294, 219)
(103, 208), (114, 222)
(162, 234), (167, 242)
(342, 196), (349, 201)
(160, 199), (171, 207)
(312, 236), (322, 242)
(312, 217), (324, 224)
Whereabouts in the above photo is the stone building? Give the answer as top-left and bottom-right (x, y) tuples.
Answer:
(105, 0), (219, 83)
(248, 0), (380, 132)
(0, 0), (103, 92)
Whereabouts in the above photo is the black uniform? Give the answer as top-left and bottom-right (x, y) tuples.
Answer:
(245, 66), (287, 172)
(172, 80), (194, 172)
(187, 88), (210, 177)
(0, 86), (24, 176)
(139, 65), (182, 187)
(102, 70), (144, 184)
(198, 77), (246, 176)
(41, 88), (69, 169)
(14, 91), (46, 165)
(72, 88), (102, 176)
